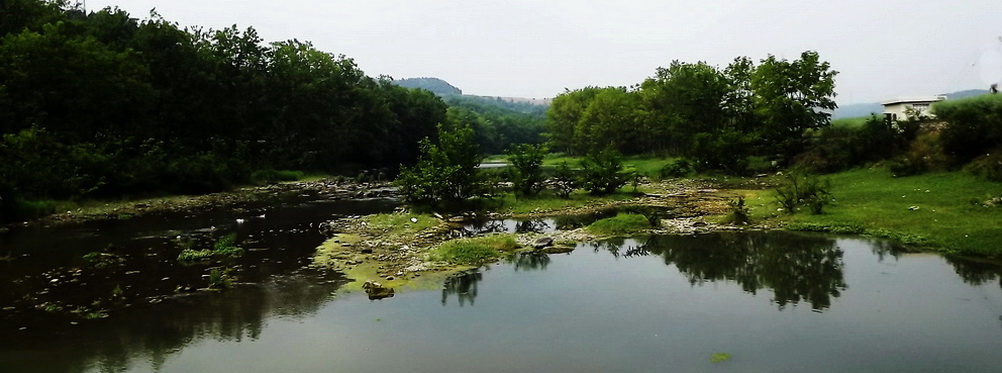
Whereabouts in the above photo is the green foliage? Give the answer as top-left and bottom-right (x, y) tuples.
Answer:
(207, 267), (234, 290)
(933, 94), (1002, 162)
(550, 161), (579, 198)
(443, 95), (546, 154)
(428, 234), (519, 265)
(363, 213), (440, 239)
(544, 51), (838, 172)
(721, 196), (752, 225)
(710, 353), (733, 363)
(774, 173), (833, 215)
(659, 158), (693, 178)
(507, 143), (548, 196)
(888, 131), (948, 177)
(251, 169), (304, 185)
(746, 168), (1002, 255)
(964, 149), (1002, 182)
(177, 249), (213, 261)
(579, 148), (630, 195)
(396, 123), (486, 207)
(212, 234), (244, 257)
(585, 213), (650, 235)
(0, 5), (450, 214)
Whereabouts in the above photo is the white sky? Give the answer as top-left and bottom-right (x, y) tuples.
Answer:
(86, 0), (1002, 104)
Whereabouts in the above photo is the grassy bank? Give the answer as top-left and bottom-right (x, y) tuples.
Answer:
(542, 154), (678, 179)
(741, 168), (1002, 256)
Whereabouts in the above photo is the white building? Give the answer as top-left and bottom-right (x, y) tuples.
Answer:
(881, 96), (946, 122)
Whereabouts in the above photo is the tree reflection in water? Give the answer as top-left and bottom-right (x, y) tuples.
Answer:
(441, 271), (482, 307)
(0, 274), (342, 373)
(601, 233), (848, 311)
(509, 251), (551, 271)
(945, 255), (1002, 290)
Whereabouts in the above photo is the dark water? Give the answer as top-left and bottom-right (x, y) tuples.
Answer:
(0, 194), (398, 339)
(5, 231), (1002, 372)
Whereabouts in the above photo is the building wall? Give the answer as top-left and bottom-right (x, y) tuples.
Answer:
(883, 101), (937, 121)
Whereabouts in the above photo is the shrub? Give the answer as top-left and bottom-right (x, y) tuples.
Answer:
(506, 143), (547, 197)
(549, 161), (579, 198)
(774, 172), (832, 214)
(888, 131), (948, 177)
(396, 123), (486, 207)
(721, 196), (751, 225)
(579, 148), (630, 195)
(659, 158), (693, 179)
(964, 149), (1002, 182)
(934, 94), (1002, 162)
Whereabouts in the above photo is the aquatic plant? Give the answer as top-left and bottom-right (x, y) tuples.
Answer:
(710, 353), (732, 363)
(212, 234), (244, 257)
(177, 249), (213, 261)
(208, 268), (234, 290)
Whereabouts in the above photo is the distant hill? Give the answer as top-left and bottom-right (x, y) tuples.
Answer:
(391, 77), (550, 107)
(833, 102), (883, 119)
(392, 77), (462, 96)
(833, 89), (992, 119)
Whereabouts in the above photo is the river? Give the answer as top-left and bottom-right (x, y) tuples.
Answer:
(2, 196), (1002, 372)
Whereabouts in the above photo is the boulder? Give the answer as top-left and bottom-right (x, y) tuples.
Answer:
(532, 237), (554, 249)
(362, 280), (395, 300)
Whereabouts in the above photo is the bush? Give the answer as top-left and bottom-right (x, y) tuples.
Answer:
(934, 94), (1002, 163)
(549, 161), (578, 198)
(506, 143), (547, 197)
(964, 149), (1002, 182)
(774, 172), (833, 214)
(888, 131), (948, 177)
(396, 123), (486, 207)
(579, 148), (630, 195)
(721, 196), (751, 225)
(659, 158), (693, 178)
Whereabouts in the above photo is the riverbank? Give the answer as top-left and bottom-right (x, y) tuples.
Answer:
(3, 178), (395, 230)
(738, 168), (1002, 257)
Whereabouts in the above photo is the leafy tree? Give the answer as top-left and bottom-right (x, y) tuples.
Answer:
(546, 87), (604, 153)
(396, 123), (485, 206)
(506, 143), (547, 196)
(751, 51), (838, 162)
(579, 148), (630, 195)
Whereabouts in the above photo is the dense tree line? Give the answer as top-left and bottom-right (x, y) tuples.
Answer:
(0, 1), (449, 220)
(442, 95), (546, 154)
(546, 52), (837, 171)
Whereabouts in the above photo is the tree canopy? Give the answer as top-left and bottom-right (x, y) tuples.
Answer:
(545, 51), (838, 169)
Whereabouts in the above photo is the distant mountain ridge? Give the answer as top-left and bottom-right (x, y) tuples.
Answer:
(392, 77), (462, 96)
(391, 77), (550, 106)
(833, 89), (991, 119)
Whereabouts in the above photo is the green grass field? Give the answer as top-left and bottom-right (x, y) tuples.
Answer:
(743, 168), (1002, 256)
(541, 153), (678, 179)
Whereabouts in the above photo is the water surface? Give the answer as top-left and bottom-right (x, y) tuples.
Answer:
(5, 232), (1002, 372)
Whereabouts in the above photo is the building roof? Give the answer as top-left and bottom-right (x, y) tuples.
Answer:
(881, 96), (946, 106)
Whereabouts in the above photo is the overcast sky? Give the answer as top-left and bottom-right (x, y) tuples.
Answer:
(86, 0), (1002, 104)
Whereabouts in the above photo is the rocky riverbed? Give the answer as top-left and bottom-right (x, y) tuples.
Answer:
(308, 178), (762, 298)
